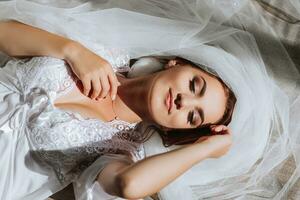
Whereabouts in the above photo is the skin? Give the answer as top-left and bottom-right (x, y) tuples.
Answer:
(116, 59), (227, 129)
(53, 58), (227, 132)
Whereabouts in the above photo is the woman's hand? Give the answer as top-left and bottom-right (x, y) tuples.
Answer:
(0, 21), (120, 100)
(194, 125), (232, 158)
(64, 42), (120, 100)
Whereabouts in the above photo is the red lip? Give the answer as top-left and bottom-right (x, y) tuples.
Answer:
(165, 88), (173, 114)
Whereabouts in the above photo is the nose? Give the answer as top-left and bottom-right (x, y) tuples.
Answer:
(174, 93), (199, 110)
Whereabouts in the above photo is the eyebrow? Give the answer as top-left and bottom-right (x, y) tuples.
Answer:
(197, 76), (207, 124)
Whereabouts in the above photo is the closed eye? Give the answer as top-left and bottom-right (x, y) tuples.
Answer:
(187, 111), (196, 125)
(189, 77), (196, 93)
(187, 75), (205, 126)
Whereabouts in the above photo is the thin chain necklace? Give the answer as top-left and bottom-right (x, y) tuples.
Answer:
(111, 97), (119, 120)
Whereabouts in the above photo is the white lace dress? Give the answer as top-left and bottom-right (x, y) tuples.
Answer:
(0, 48), (145, 200)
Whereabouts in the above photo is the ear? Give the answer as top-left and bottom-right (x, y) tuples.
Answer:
(164, 59), (180, 69)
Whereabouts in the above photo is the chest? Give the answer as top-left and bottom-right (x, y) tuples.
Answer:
(53, 82), (117, 122)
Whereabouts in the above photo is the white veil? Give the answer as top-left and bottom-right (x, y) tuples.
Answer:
(0, 0), (299, 199)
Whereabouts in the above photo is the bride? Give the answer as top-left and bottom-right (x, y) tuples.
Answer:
(0, 0), (298, 200)
(0, 19), (234, 199)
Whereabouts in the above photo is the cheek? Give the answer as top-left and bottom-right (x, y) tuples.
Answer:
(168, 111), (189, 129)
(173, 73), (193, 95)
(148, 78), (169, 124)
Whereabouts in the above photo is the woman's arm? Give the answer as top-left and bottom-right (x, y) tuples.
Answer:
(0, 20), (120, 100)
(98, 125), (232, 199)
(0, 20), (73, 59)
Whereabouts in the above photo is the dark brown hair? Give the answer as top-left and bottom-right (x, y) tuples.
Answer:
(141, 57), (237, 147)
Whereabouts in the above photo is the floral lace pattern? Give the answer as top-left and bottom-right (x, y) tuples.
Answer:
(28, 112), (144, 183)
(15, 57), (78, 101)
(10, 48), (145, 184)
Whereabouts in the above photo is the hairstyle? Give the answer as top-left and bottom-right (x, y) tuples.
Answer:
(139, 57), (237, 147)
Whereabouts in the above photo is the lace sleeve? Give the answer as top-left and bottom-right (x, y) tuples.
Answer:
(72, 128), (148, 200)
(10, 49), (130, 100)
(14, 57), (77, 95)
(70, 123), (147, 200)
(26, 104), (146, 185)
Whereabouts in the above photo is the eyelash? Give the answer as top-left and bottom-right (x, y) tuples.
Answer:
(188, 111), (196, 126)
(189, 77), (196, 93)
(188, 77), (197, 125)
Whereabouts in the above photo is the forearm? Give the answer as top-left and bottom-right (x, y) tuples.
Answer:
(116, 142), (213, 199)
(0, 20), (76, 59)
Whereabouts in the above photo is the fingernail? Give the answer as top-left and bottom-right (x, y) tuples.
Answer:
(112, 94), (116, 100)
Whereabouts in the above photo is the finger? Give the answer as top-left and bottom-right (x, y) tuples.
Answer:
(220, 126), (229, 133)
(211, 126), (227, 135)
(98, 74), (110, 99)
(215, 125), (227, 132)
(91, 78), (102, 99)
(108, 74), (120, 101)
(81, 77), (92, 97)
(210, 125), (217, 129)
(222, 127), (231, 135)
(210, 125), (220, 132)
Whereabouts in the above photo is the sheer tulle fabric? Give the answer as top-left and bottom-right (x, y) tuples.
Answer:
(0, 0), (299, 200)
(288, 0), (300, 17)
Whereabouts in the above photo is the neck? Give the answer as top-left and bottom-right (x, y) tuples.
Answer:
(115, 74), (153, 123)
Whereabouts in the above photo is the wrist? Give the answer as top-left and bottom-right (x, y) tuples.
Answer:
(62, 40), (82, 62)
(199, 142), (215, 159)
(183, 142), (213, 165)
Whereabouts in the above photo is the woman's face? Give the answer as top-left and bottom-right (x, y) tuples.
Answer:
(147, 60), (227, 129)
